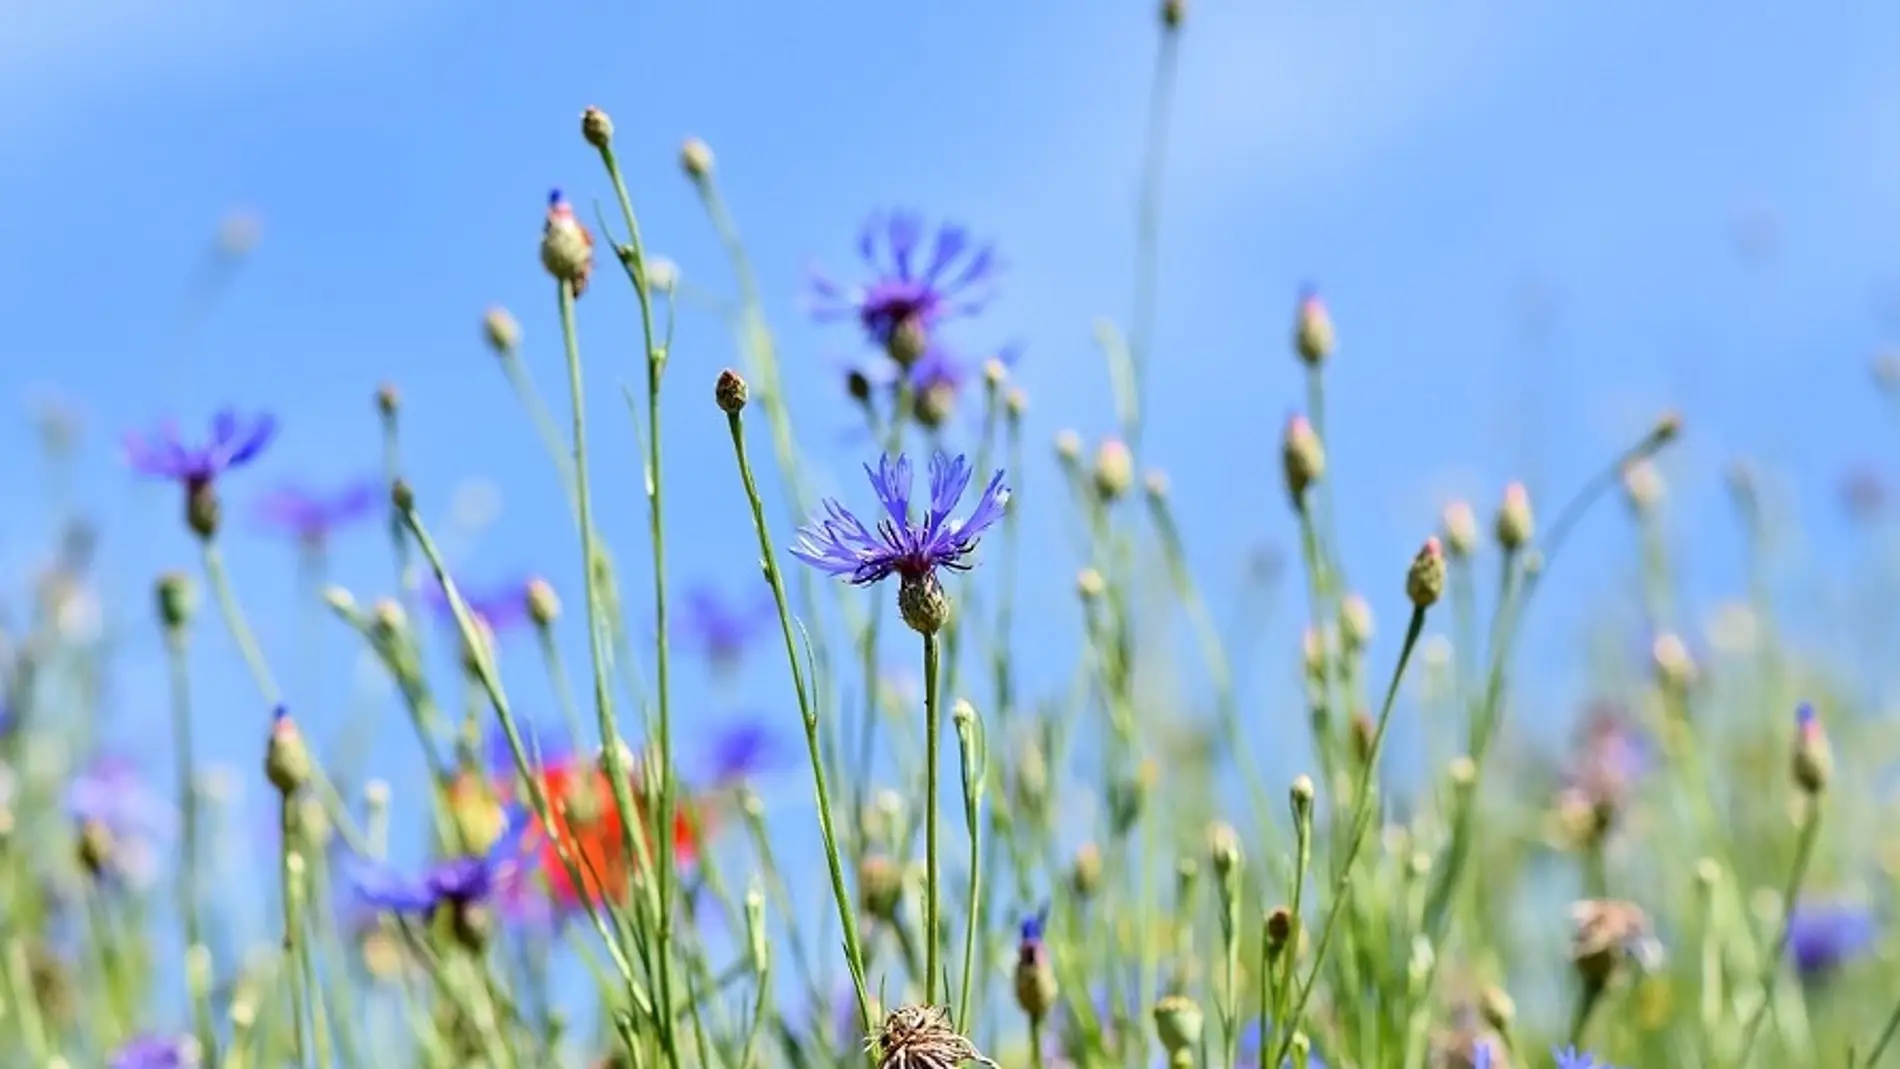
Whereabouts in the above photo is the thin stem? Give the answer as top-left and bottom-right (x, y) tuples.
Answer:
(1735, 796), (1825, 1064)
(923, 630), (943, 1006)
(723, 408), (874, 1033)
(955, 710), (985, 1032)
(1271, 607), (1428, 1069)
(165, 631), (217, 1061)
(1127, 13), (1182, 452)
(201, 539), (282, 705)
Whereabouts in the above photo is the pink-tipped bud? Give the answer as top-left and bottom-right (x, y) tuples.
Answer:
(1092, 438), (1134, 502)
(1622, 458), (1664, 515)
(1294, 288), (1334, 366)
(1406, 536), (1445, 608)
(1441, 501), (1478, 558)
(1495, 482), (1534, 551)
(1792, 702), (1831, 795)
(1281, 415), (1326, 504)
(540, 191), (595, 295)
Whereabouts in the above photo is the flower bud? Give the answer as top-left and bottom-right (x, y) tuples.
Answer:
(1651, 633), (1696, 693)
(858, 854), (902, 920)
(77, 818), (115, 879)
(1281, 415), (1325, 503)
(322, 585), (357, 616)
(580, 106), (614, 149)
(715, 369), (750, 414)
(1294, 288), (1334, 366)
(1070, 842), (1103, 899)
(1054, 429), (1082, 464)
(680, 138), (714, 182)
(390, 478), (415, 513)
(1161, 0), (1186, 29)
(1349, 709), (1376, 767)
(1207, 821), (1242, 881)
(1290, 775), (1315, 822)
(370, 599), (407, 644)
(1144, 470), (1171, 502)
(1076, 568), (1106, 602)
(1479, 985), (1516, 1033)
(1092, 438), (1134, 502)
(1300, 626), (1327, 681)
(525, 578), (561, 627)
(483, 306), (520, 355)
(1569, 898), (1656, 985)
(1107, 761), (1154, 835)
(887, 316), (928, 368)
(1406, 536), (1446, 608)
(1339, 593), (1374, 652)
(265, 707), (313, 796)
(1013, 914), (1058, 1021)
(1005, 387), (1028, 421)
(1792, 702), (1831, 795)
(744, 885), (769, 975)
(540, 190), (595, 295)
(897, 572), (950, 635)
(1647, 409), (1683, 449)
(375, 381), (401, 416)
(1495, 483), (1534, 550)
(185, 479), (221, 540)
(156, 571), (196, 631)
(1441, 501), (1478, 558)
(1264, 906), (1293, 955)
(1153, 995), (1204, 1067)
(1621, 458), (1664, 514)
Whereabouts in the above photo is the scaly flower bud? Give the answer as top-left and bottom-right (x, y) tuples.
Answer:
(1294, 287), (1334, 366)
(265, 707), (313, 796)
(1153, 995), (1204, 1068)
(525, 577), (561, 627)
(156, 571), (196, 632)
(1494, 483), (1534, 551)
(1441, 500), (1478, 558)
(1093, 438), (1134, 502)
(580, 106), (614, 149)
(1282, 415), (1325, 503)
(1406, 536), (1446, 608)
(1013, 911), (1058, 1021)
(716, 369), (750, 414)
(540, 190), (595, 295)
(1792, 702), (1831, 795)
(1339, 593), (1374, 652)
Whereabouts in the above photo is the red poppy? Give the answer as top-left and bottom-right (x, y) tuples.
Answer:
(514, 761), (707, 909)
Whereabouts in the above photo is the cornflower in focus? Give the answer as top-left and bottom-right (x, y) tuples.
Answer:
(809, 212), (1000, 367)
(122, 410), (276, 538)
(255, 478), (378, 549)
(791, 452), (1008, 634)
(676, 583), (777, 672)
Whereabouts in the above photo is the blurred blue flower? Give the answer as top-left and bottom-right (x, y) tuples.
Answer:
(109, 1034), (198, 1069)
(790, 452), (1008, 586)
(1553, 1047), (1621, 1069)
(809, 212), (999, 354)
(702, 719), (779, 786)
(1788, 899), (1878, 977)
(350, 809), (529, 915)
(122, 410), (275, 484)
(255, 478), (378, 546)
(68, 754), (175, 888)
(676, 584), (776, 670)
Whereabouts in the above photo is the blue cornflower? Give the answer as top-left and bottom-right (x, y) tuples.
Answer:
(110, 1034), (199, 1069)
(702, 719), (780, 785)
(790, 452), (1008, 635)
(255, 478), (378, 547)
(123, 409), (276, 538)
(906, 343), (1019, 429)
(1553, 1046), (1623, 1069)
(423, 576), (532, 635)
(350, 808), (529, 917)
(676, 584), (777, 671)
(809, 212), (1000, 365)
(1788, 898), (1878, 977)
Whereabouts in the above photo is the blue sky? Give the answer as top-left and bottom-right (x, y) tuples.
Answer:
(5, 0), (1900, 934)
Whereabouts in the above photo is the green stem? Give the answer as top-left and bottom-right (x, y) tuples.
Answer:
(278, 803), (309, 1069)
(201, 539), (282, 705)
(1271, 607), (1428, 1069)
(723, 408), (874, 1034)
(165, 631), (217, 1061)
(955, 710), (985, 1033)
(924, 630), (943, 1006)
(1735, 796), (1824, 1064)
(1127, 13), (1181, 452)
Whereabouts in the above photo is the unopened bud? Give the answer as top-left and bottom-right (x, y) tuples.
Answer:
(1071, 842), (1103, 898)
(1479, 985), (1516, 1032)
(1406, 536), (1446, 608)
(1441, 501), (1478, 558)
(1005, 387), (1028, 420)
(1207, 821), (1241, 881)
(1161, 0), (1186, 30)
(1652, 633), (1696, 692)
(390, 479), (414, 513)
(680, 138), (715, 182)
(1294, 289), (1334, 366)
(1282, 415), (1325, 503)
(1076, 568), (1106, 602)
(483, 306), (520, 354)
(525, 578), (561, 627)
(716, 369), (750, 414)
(580, 106), (614, 149)
(77, 818), (115, 878)
(376, 382), (401, 416)
(540, 191), (595, 294)
(744, 885), (769, 974)
(858, 854), (902, 920)
(1093, 438), (1134, 502)
(1153, 995), (1204, 1065)
(1290, 775), (1315, 822)
(1144, 470), (1170, 501)
(1265, 906), (1293, 954)
(265, 708), (312, 795)
(1792, 702), (1831, 795)
(1054, 429), (1082, 464)
(1339, 593), (1374, 652)
(156, 571), (196, 631)
(1622, 458), (1664, 514)
(322, 585), (356, 616)
(1495, 483), (1534, 550)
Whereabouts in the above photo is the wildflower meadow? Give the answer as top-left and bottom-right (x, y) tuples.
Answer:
(5, 5), (1899, 1069)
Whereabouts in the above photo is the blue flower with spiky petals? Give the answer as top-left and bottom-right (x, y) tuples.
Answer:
(791, 452), (1008, 634)
(350, 808), (529, 916)
(123, 410), (275, 485)
(809, 212), (1000, 363)
(1553, 1046), (1623, 1069)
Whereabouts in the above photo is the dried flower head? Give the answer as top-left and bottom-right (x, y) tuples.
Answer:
(869, 1004), (998, 1069)
(1568, 899), (1658, 984)
(790, 452), (1008, 635)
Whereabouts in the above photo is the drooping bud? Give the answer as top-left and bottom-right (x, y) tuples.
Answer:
(1339, 593), (1374, 652)
(896, 572), (950, 635)
(1093, 438), (1134, 502)
(525, 578), (561, 627)
(1494, 483), (1534, 551)
(1281, 415), (1325, 504)
(1153, 995), (1204, 1069)
(580, 106), (614, 150)
(679, 138), (714, 183)
(1441, 500), (1478, 558)
(1792, 702), (1831, 795)
(265, 707), (313, 796)
(483, 306), (520, 355)
(1406, 536), (1446, 608)
(1294, 288), (1334, 366)
(540, 190), (595, 295)
(715, 369), (750, 414)
(156, 571), (196, 632)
